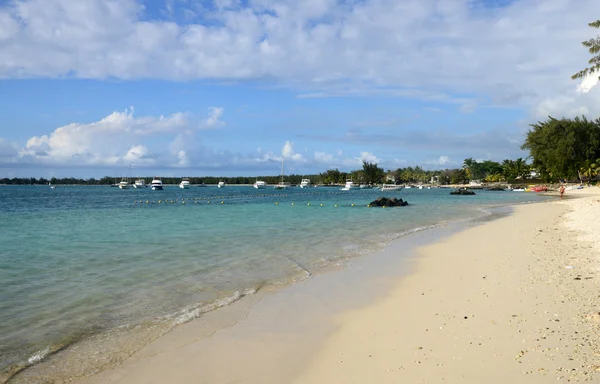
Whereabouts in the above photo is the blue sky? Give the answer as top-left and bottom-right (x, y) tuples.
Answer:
(1, 0), (599, 178)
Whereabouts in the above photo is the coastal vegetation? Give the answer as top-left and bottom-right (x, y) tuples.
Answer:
(522, 116), (600, 182)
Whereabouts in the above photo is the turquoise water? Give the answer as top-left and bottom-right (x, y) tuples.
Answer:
(0, 185), (548, 381)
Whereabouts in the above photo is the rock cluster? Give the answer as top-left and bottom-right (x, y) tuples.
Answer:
(369, 197), (408, 207)
(450, 188), (476, 195)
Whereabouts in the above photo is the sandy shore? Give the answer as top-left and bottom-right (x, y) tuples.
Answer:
(295, 187), (600, 383)
(61, 187), (600, 384)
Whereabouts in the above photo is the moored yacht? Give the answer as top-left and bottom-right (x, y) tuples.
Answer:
(380, 183), (403, 192)
(299, 179), (312, 188)
(179, 178), (190, 189)
(118, 178), (130, 189)
(133, 178), (146, 188)
(253, 180), (266, 189)
(340, 178), (359, 191)
(150, 177), (163, 190)
(218, 181), (226, 188)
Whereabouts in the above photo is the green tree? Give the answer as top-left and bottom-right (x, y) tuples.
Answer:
(449, 169), (468, 184)
(501, 159), (517, 180)
(580, 158), (599, 183)
(514, 158), (530, 180)
(463, 158), (485, 180)
(522, 116), (600, 181)
(361, 160), (385, 185)
(572, 20), (600, 80)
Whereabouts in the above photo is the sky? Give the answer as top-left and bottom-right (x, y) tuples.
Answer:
(1, 0), (600, 178)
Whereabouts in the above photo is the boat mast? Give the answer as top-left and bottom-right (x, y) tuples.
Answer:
(280, 152), (284, 183)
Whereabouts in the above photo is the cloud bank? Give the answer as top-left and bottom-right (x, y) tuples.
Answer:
(0, 0), (599, 116)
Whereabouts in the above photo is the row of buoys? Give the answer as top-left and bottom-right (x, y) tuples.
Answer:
(133, 200), (391, 208)
(133, 190), (383, 205)
(131, 189), (376, 202)
(133, 200), (225, 204)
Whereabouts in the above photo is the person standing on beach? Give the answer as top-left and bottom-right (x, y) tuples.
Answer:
(559, 185), (566, 199)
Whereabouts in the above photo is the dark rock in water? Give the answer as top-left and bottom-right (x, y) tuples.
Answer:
(450, 188), (476, 195)
(369, 197), (408, 207)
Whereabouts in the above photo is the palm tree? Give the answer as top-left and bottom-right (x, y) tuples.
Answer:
(514, 158), (530, 180)
(580, 159), (598, 184)
(572, 20), (600, 80)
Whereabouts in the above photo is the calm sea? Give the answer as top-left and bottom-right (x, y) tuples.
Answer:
(0, 184), (548, 382)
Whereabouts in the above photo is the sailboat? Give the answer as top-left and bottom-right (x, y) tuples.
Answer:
(274, 152), (290, 190)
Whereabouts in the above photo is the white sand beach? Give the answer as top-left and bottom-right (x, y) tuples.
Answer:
(69, 187), (600, 384)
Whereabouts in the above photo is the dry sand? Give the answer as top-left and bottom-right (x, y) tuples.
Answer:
(68, 187), (600, 384)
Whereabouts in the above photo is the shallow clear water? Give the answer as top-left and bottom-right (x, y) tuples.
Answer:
(0, 185), (548, 380)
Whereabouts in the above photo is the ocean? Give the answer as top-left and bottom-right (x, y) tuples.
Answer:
(0, 184), (549, 382)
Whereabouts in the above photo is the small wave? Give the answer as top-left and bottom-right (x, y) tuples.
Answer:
(27, 347), (50, 365)
(1, 343), (70, 384)
(170, 287), (259, 326)
(285, 257), (313, 278)
(393, 224), (439, 238)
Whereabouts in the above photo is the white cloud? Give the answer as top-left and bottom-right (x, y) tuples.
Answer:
(577, 73), (600, 93)
(281, 141), (303, 161)
(436, 155), (451, 165)
(314, 151), (333, 163)
(15, 107), (222, 167)
(357, 151), (379, 164)
(205, 107), (225, 127)
(1, 0), (600, 118)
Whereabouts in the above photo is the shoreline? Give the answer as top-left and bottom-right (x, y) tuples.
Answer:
(6, 193), (573, 383)
(9, 203), (484, 384)
(74, 189), (599, 384)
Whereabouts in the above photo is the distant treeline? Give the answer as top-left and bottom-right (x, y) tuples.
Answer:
(1, 159), (534, 186)
(0, 159), (539, 186)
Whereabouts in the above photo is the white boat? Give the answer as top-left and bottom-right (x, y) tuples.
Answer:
(274, 181), (291, 190)
(340, 178), (359, 191)
(511, 188), (525, 192)
(49, 182), (56, 189)
(118, 178), (130, 189)
(253, 180), (266, 189)
(150, 177), (163, 190)
(274, 152), (290, 190)
(218, 181), (226, 188)
(299, 179), (312, 188)
(380, 184), (403, 192)
(133, 178), (146, 188)
(179, 178), (190, 189)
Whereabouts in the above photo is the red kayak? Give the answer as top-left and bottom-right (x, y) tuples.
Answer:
(530, 186), (547, 192)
